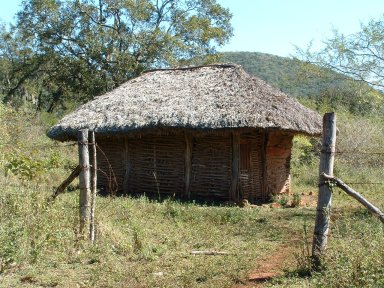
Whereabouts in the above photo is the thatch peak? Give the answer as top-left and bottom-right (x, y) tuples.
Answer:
(48, 64), (322, 141)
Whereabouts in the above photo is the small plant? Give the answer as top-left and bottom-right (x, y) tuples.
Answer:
(164, 199), (182, 218)
(278, 194), (289, 207)
(294, 221), (313, 277)
(132, 224), (143, 254)
(220, 208), (244, 224)
(291, 193), (302, 207)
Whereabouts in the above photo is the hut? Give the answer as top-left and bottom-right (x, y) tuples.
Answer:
(48, 64), (322, 203)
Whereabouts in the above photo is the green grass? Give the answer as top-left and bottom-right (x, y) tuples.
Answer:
(1, 104), (384, 287)
(6, 178), (382, 287)
(0, 180), (316, 287)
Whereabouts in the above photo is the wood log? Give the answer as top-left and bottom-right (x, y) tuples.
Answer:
(312, 112), (336, 265)
(190, 250), (229, 255)
(322, 173), (384, 224)
(78, 129), (91, 238)
(51, 165), (81, 200)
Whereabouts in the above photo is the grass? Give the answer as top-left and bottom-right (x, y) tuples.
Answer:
(0, 105), (384, 287)
(0, 179), (316, 287)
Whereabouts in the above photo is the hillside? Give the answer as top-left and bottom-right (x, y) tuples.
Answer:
(220, 51), (384, 115)
(221, 52), (303, 95)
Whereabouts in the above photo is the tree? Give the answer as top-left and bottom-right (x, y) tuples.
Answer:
(0, 0), (232, 112)
(298, 17), (384, 89)
(295, 17), (384, 115)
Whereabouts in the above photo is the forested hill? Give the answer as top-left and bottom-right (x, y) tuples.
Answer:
(220, 52), (384, 115)
(221, 52), (304, 95)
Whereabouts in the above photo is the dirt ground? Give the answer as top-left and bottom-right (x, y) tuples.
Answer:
(235, 192), (317, 287)
(234, 240), (298, 287)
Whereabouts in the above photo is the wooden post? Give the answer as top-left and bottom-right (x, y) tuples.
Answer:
(184, 131), (192, 199)
(231, 131), (240, 202)
(322, 173), (384, 224)
(89, 131), (97, 242)
(123, 136), (130, 195)
(261, 132), (268, 201)
(78, 129), (91, 238)
(312, 112), (336, 266)
(51, 165), (81, 200)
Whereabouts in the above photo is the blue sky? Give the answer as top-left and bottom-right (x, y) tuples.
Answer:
(0, 0), (383, 57)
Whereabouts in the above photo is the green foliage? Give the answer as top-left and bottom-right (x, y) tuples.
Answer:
(4, 150), (63, 180)
(0, 0), (233, 113)
(293, 15), (384, 117)
(278, 195), (289, 207)
(0, 102), (77, 186)
(270, 194), (290, 208)
(298, 16), (384, 92)
(5, 152), (46, 180)
(220, 51), (384, 116)
(292, 135), (319, 166)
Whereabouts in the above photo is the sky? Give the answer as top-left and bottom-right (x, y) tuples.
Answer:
(0, 0), (383, 57)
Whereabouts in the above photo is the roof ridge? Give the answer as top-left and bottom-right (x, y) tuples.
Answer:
(143, 63), (240, 74)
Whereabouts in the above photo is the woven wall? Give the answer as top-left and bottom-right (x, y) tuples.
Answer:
(95, 129), (294, 203)
(96, 137), (125, 194)
(239, 132), (264, 202)
(190, 134), (232, 200)
(265, 131), (293, 197)
(97, 134), (185, 196)
(127, 134), (185, 196)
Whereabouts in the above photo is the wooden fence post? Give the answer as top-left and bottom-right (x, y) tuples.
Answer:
(78, 129), (91, 238)
(89, 130), (97, 242)
(312, 112), (336, 267)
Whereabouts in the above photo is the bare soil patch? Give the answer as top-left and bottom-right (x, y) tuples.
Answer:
(234, 241), (298, 287)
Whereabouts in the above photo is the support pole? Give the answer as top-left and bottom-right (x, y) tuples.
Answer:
(89, 131), (97, 242)
(51, 165), (81, 200)
(123, 136), (130, 195)
(184, 131), (192, 199)
(231, 131), (240, 202)
(322, 173), (384, 224)
(312, 112), (336, 266)
(78, 129), (91, 238)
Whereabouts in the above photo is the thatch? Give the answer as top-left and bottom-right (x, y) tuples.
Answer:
(48, 64), (322, 141)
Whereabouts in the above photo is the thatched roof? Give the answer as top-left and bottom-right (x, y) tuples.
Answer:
(48, 64), (322, 141)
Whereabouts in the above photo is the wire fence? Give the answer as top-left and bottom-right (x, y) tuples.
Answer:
(0, 142), (77, 149)
(1, 137), (383, 192)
